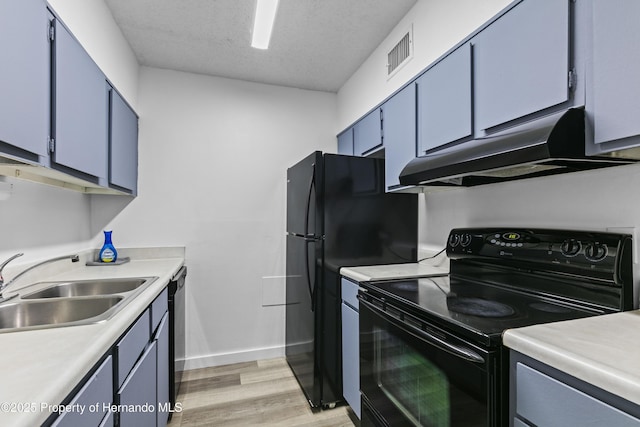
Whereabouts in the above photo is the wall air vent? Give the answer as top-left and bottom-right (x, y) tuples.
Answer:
(387, 25), (413, 78)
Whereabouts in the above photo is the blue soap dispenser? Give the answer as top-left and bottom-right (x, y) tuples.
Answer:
(99, 230), (118, 263)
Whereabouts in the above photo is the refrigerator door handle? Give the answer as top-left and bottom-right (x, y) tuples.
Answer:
(304, 163), (316, 239)
(304, 238), (317, 312)
(304, 163), (317, 311)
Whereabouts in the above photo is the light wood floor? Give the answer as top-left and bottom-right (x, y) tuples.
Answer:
(167, 358), (357, 427)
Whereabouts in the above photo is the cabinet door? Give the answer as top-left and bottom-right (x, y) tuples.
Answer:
(590, 0), (640, 145)
(474, 0), (570, 131)
(116, 309), (150, 388)
(337, 129), (354, 155)
(118, 342), (158, 427)
(417, 43), (472, 154)
(52, 356), (113, 427)
(0, 0), (49, 159)
(383, 84), (416, 190)
(341, 302), (360, 419)
(353, 108), (382, 156)
(53, 18), (107, 179)
(156, 313), (170, 426)
(109, 88), (138, 193)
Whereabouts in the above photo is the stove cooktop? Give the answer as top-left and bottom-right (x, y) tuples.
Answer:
(361, 227), (633, 346)
(363, 275), (603, 343)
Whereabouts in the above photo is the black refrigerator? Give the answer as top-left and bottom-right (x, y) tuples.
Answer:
(285, 151), (418, 409)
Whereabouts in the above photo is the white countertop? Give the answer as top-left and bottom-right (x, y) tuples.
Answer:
(0, 248), (185, 427)
(503, 310), (640, 407)
(340, 260), (448, 282)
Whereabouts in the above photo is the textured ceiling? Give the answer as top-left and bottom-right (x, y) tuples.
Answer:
(104, 0), (418, 92)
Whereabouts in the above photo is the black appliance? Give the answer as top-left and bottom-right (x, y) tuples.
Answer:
(359, 228), (634, 426)
(399, 109), (635, 187)
(286, 152), (418, 409)
(168, 265), (187, 414)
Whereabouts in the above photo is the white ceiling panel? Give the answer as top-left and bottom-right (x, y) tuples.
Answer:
(104, 0), (418, 92)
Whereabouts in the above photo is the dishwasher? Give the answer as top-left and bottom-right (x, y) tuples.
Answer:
(168, 265), (187, 413)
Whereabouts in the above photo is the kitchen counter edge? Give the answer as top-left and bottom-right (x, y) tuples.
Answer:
(503, 310), (640, 407)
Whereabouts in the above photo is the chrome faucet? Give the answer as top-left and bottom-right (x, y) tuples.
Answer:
(0, 253), (24, 302)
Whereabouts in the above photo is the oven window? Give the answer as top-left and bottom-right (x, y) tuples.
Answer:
(376, 327), (451, 426)
(361, 303), (494, 427)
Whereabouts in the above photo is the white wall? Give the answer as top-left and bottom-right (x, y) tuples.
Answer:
(91, 67), (338, 367)
(337, 0), (512, 130)
(421, 164), (640, 249)
(0, 178), (92, 261)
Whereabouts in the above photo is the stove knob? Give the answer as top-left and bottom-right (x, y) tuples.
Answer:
(560, 239), (582, 257)
(585, 242), (608, 262)
(448, 234), (460, 248)
(460, 233), (472, 247)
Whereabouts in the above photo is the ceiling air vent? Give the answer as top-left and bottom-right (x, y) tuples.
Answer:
(387, 25), (413, 78)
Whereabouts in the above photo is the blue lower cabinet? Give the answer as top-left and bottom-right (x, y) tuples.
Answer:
(51, 287), (171, 427)
(117, 341), (158, 427)
(512, 352), (640, 426)
(341, 278), (361, 419)
(155, 313), (170, 426)
(52, 356), (113, 427)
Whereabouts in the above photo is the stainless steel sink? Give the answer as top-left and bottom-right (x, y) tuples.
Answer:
(21, 278), (148, 299)
(0, 276), (158, 333)
(0, 296), (123, 333)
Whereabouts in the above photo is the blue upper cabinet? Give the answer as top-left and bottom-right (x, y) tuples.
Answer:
(337, 129), (354, 155)
(473, 0), (571, 132)
(109, 87), (138, 194)
(53, 18), (108, 182)
(383, 84), (416, 191)
(0, 0), (50, 161)
(417, 43), (473, 155)
(353, 108), (383, 156)
(588, 0), (640, 149)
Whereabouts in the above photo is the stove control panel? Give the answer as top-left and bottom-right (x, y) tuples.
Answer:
(446, 228), (632, 278)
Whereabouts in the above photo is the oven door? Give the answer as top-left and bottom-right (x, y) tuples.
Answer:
(359, 293), (500, 427)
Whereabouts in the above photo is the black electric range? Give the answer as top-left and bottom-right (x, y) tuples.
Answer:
(359, 228), (635, 427)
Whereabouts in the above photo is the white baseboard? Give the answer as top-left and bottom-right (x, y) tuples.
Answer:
(183, 345), (286, 371)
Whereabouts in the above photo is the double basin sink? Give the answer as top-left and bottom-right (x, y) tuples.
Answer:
(0, 277), (158, 333)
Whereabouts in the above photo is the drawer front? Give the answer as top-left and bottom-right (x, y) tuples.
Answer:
(116, 309), (150, 388)
(341, 278), (360, 310)
(516, 362), (640, 426)
(52, 355), (113, 427)
(151, 287), (168, 333)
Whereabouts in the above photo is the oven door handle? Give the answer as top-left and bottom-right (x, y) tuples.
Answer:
(360, 297), (485, 364)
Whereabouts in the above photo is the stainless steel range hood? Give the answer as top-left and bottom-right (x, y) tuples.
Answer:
(399, 108), (636, 187)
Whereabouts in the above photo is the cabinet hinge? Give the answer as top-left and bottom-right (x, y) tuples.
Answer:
(48, 22), (55, 42)
(568, 68), (577, 92)
(48, 137), (55, 154)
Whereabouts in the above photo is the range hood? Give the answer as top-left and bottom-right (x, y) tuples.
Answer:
(399, 108), (637, 187)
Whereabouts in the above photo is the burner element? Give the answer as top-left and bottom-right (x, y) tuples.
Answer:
(447, 297), (515, 318)
(529, 302), (573, 314)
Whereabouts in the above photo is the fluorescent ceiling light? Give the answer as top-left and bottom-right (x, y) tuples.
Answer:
(251, 0), (279, 49)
